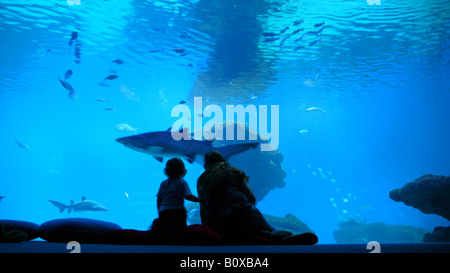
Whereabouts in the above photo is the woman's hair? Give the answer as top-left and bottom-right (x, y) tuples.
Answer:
(164, 158), (187, 178)
(203, 151), (225, 169)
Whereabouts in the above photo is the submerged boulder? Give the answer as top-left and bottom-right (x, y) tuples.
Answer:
(262, 214), (313, 235)
(422, 226), (450, 242)
(333, 221), (430, 243)
(389, 174), (450, 221)
(186, 204), (312, 235)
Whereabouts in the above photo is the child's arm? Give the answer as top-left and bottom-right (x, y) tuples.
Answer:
(185, 194), (205, 203)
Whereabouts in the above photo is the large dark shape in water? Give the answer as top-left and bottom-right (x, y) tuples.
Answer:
(389, 174), (450, 221)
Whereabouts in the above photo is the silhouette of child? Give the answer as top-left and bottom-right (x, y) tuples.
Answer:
(155, 158), (202, 229)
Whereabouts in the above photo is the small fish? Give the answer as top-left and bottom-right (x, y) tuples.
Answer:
(295, 35), (306, 42)
(294, 45), (306, 51)
(308, 38), (321, 47)
(314, 21), (325, 28)
(64, 69), (73, 80)
(305, 106), (326, 112)
(116, 123), (137, 134)
(96, 98), (108, 102)
(280, 26), (289, 34)
(105, 75), (118, 80)
(59, 79), (74, 92)
(291, 28), (304, 36)
(279, 36), (289, 47)
(172, 48), (186, 54)
(149, 49), (163, 53)
(263, 37), (279, 43)
(125, 192), (129, 199)
(298, 129), (309, 133)
(262, 32), (278, 37)
(70, 31), (78, 40)
(15, 140), (31, 150)
(74, 41), (81, 63)
(187, 208), (199, 219)
(179, 100), (186, 104)
(316, 26), (325, 35)
(104, 107), (116, 111)
(68, 31), (78, 48)
(68, 90), (78, 101)
(293, 19), (304, 26)
(112, 59), (124, 64)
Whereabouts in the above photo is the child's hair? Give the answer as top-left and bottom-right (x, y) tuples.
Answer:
(164, 158), (187, 178)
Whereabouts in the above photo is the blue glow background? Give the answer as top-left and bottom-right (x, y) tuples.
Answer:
(0, 0), (449, 243)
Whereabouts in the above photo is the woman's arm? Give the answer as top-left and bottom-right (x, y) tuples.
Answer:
(238, 178), (256, 204)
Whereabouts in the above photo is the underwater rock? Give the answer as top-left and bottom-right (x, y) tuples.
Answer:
(333, 221), (430, 243)
(389, 174), (450, 221)
(422, 226), (450, 242)
(262, 214), (313, 235)
(197, 121), (286, 202)
(186, 204), (312, 235)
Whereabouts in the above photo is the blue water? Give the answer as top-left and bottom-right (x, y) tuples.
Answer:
(1, 0), (449, 244)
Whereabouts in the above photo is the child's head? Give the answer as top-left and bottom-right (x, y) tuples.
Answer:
(164, 158), (187, 178)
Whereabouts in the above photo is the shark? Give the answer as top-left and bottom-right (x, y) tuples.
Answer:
(116, 128), (260, 163)
(48, 196), (109, 213)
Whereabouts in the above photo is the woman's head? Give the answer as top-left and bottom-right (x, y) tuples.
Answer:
(203, 151), (225, 169)
(164, 158), (187, 178)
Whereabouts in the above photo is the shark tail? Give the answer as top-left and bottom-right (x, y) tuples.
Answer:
(216, 142), (259, 161)
(48, 200), (68, 213)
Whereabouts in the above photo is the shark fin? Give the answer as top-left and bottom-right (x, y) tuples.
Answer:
(48, 200), (67, 213)
(81, 196), (87, 201)
(153, 156), (164, 162)
(70, 200), (74, 205)
(185, 152), (196, 164)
